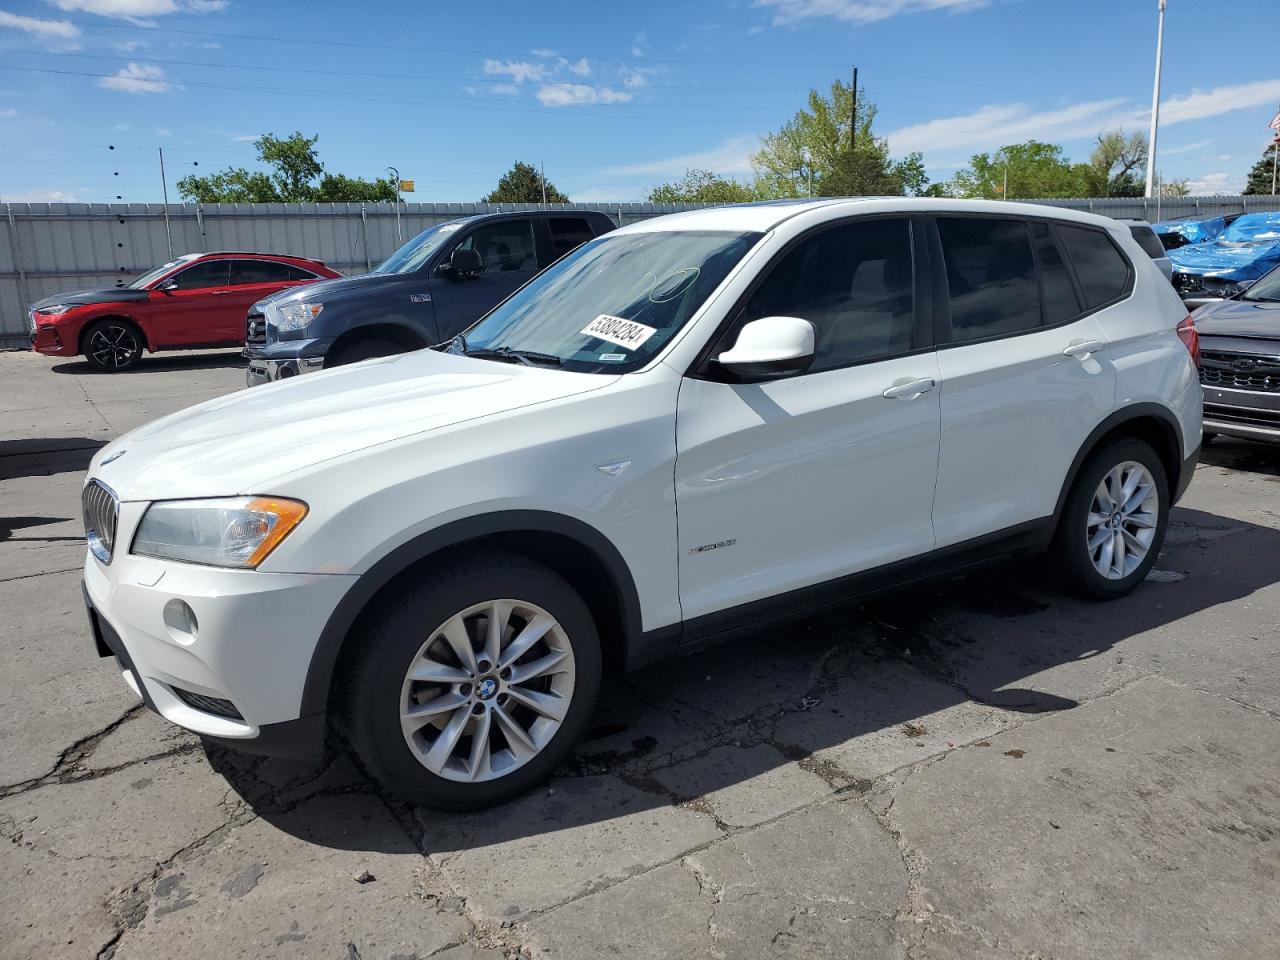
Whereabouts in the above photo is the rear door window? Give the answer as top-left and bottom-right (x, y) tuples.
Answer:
(1030, 221), (1082, 325)
(170, 260), (229, 290)
(229, 260), (298, 285)
(936, 217), (1040, 342)
(1057, 225), (1132, 308)
(548, 217), (596, 259)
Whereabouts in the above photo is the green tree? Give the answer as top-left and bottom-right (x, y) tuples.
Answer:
(1159, 178), (1191, 198)
(944, 141), (1092, 199)
(751, 79), (919, 198)
(177, 132), (393, 202)
(1089, 129), (1147, 197)
(648, 169), (757, 203)
(1243, 143), (1280, 195)
(483, 162), (569, 203)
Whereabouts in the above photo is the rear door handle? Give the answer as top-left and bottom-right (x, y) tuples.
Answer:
(882, 377), (935, 400)
(1063, 339), (1104, 358)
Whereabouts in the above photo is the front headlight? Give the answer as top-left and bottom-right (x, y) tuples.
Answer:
(132, 497), (308, 568)
(274, 301), (323, 332)
(37, 304), (73, 316)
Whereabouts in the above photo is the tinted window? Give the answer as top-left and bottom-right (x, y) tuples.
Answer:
(937, 218), (1039, 341)
(1127, 224), (1166, 260)
(456, 219), (537, 273)
(229, 260), (300, 285)
(548, 217), (595, 259)
(738, 218), (915, 372)
(1030, 221), (1081, 325)
(170, 260), (229, 290)
(1057, 225), (1131, 308)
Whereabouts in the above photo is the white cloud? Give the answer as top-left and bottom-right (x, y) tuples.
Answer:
(3, 188), (79, 202)
(46, 0), (226, 16)
(1162, 139), (1212, 156)
(114, 122), (132, 130)
(483, 58), (547, 84)
(1185, 172), (1239, 195)
(98, 61), (169, 93)
(562, 57), (591, 77)
(885, 98), (1132, 155)
(530, 47), (558, 58)
(605, 134), (760, 177)
(153, 126), (171, 136)
(0, 10), (79, 38)
(537, 83), (632, 107)
(622, 67), (654, 89)
(230, 133), (256, 141)
(758, 0), (989, 25)
(1160, 79), (1280, 126)
(0, 107), (18, 118)
(631, 31), (647, 57)
(571, 186), (644, 203)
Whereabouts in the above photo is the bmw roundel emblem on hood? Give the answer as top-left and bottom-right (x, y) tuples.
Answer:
(101, 449), (127, 465)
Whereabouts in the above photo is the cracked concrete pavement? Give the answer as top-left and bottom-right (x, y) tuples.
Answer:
(2, 347), (1279, 959)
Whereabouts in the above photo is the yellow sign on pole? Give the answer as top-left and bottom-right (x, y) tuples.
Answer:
(399, 179), (415, 192)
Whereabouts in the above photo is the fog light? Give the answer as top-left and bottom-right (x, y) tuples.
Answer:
(162, 599), (198, 642)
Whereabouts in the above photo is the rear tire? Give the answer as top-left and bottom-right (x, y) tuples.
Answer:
(1052, 438), (1169, 599)
(325, 338), (403, 368)
(342, 552), (602, 810)
(82, 319), (144, 372)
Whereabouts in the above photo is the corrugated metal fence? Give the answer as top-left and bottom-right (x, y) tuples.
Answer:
(5, 195), (1280, 347)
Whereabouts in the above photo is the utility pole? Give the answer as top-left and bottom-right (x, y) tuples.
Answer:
(158, 147), (172, 258)
(1144, 0), (1167, 199)
(1003, 166), (1009, 200)
(850, 65), (858, 152)
(387, 166), (402, 243)
(540, 160), (548, 207)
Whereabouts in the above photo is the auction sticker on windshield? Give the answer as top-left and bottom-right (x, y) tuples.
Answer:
(580, 314), (657, 350)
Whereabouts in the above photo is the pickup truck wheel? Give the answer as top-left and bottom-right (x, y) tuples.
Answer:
(1052, 438), (1169, 599)
(343, 552), (601, 810)
(83, 319), (143, 372)
(325, 338), (403, 367)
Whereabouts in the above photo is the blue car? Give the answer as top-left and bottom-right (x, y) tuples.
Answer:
(1170, 211), (1280, 304)
(1152, 214), (1229, 250)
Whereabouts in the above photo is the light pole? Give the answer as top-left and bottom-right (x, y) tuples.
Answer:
(1144, 0), (1167, 200)
(387, 165), (402, 242)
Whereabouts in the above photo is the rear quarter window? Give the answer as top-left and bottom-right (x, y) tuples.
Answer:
(1127, 225), (1167, 261)
(1056, 224), (1133, 309)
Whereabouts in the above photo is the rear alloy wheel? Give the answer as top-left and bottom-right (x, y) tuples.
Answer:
(83, 320), (143, 372)
(1052, 438), (1169, 599)
(344, 552), (601, 810)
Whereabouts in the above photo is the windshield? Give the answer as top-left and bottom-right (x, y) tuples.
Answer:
(1220, 215), (1280, 246)
(457, 229), (762, 373)
(374, 220), (470, 275)
(1241, 263), (1280, 302)
(129, 257), (192, 289)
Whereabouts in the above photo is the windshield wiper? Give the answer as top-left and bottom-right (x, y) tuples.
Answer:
(464, 346), (562, 367)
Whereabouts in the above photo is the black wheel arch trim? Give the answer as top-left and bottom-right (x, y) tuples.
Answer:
(1050, 402), (1189, 527)
(299, 509), (644, 717)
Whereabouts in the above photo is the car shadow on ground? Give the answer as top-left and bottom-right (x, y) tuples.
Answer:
(1200, 437), (1280, 477)
(0, 437), (106, 481)
(49, 350), (245, 375)
(205, 504), (1280, 854)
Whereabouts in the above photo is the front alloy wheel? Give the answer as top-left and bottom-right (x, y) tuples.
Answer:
(84, 321), (143, 371)
(400, 599), (576, 783)
(1086, 461), (1159, 580)
(344, 552), (601, 810)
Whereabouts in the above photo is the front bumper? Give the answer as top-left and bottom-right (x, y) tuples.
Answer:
(242, 338), (333, 386)
(83, 528), (356, 756)
(1202, 384), (1280, 443)
(29, 320), (76, 355)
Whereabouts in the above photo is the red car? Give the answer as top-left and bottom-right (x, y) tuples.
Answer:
(28, 252), (341, 372)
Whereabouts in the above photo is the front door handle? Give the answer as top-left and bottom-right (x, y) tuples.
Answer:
(882, 377), (935, 400)
(209, 289), (233, 296)
(1063, 339), (1104, 358)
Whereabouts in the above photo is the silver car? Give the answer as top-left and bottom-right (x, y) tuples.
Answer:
(1119, 219), (1173, 283)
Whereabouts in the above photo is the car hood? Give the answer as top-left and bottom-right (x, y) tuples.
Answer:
(257, 272), (401, 307)
(1169, 241), (1280, 281)
(1192, 297), (1280, 340)
(31, 288), (150, 310)
(89, 349), (617, 501)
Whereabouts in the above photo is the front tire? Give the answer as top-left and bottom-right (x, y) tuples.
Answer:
(325, 337), (403, 368)
(82, 319), (144, 372)
(1052, 438), (1169, 599)
(343, 552), (602, 810)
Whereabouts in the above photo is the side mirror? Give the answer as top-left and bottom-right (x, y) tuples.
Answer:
(443, 248), (483, 280)
(157, 278), (179, 293)
(715, 316), (815, 380)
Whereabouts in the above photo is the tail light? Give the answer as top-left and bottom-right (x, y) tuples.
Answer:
(1175, 314), (1200, 368)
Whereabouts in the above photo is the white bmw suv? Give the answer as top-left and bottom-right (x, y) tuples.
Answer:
(81, 198), (1202, 809)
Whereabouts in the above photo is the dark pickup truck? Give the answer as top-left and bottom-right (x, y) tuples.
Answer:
(244, 209), (616, 385)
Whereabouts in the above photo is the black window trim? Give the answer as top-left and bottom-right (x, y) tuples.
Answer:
(688, 212), (936, 381)
(927, 212), (1135, 351)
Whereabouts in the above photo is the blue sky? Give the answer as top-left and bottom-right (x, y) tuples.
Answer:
(1, 0), (1277, 203)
